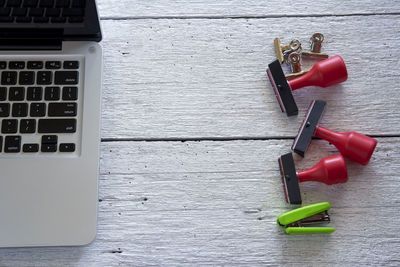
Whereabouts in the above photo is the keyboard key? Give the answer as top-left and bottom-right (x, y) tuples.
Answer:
(9, 61), (25, 69)
(1, 71), (17, 85)
(0, 103), (10, 117)
(12, 103), (28, 117)
(2, 119), (18, 133)
(0, 136), (2, 152)
(48, 102), (76, 117)
(23, 143), (39, 152)
(27, 87), (42, 101)
(55, 0), (69, 7)
(9, 87), (25, 101)
(46, 7), (60, 16)
(27, 87), (44, 102)
(0, 62), (6, 69)
(51, 17), (66, 23)
(45, 61), (61, 69)
(41, 143), (57, 152)
(34, 16), (49, 23)
(0, 87), (7, 101)
(63, 61), (79, 69)
(30, 102), (46, 116)
(68, 16), (83, 23)
(71, 0), (84, 7)
(62, 86), (77, 100)
(37, 71), (52, 85)
(0, 8), (11, 16)
(23, 0), (38, 7)
(54, 71), (78, 84)
(62, 7), (83, 16)
(12, 7), (27, 16)
(4, 136), (21, 153)
(27, 61), (43, 69)
(29, 7), (44, 16)
(7, 0), (21, 7)
(0, 16), (13, 22)
(20, 119), (36, 133)
(59, 143), (75, 152)
(19, 71), (35, 85)
(16, 16), (32, 22)
(38, 119), (76, 133)
(45, 86), (60, 100)
(42, 134), (57, 144)
(39, 0), (53, 7)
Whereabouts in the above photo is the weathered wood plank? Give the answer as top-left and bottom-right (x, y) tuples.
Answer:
(0, 138), (398, 266)
(100, 15), (400, 139)
(97, 0), (400, 18)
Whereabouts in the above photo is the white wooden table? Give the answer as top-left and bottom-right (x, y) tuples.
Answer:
(1, 1), (400, 265)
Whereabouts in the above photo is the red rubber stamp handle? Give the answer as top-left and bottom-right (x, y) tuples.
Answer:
(314, 126), (378, 165)
(288, 55), (348, 90)
(297, 154), (348, 185)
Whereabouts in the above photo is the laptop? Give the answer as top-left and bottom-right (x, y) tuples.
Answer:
(0, 0), (102, 247)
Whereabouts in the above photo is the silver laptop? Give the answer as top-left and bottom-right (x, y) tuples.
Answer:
(0, 0), (102, 247)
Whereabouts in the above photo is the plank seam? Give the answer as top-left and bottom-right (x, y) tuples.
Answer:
(101, 137), (294, 142)
(101, 135), (399, 142)
(99, 12), (400, 21)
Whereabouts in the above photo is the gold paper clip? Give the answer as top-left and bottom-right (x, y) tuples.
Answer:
(285, 52), (308, 80)
(274, 38), (301, 63)
(302, 33), (329, 60)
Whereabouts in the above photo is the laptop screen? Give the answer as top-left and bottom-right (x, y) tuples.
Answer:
(0, 0), (101, 42)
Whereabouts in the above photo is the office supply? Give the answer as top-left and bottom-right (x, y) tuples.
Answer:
(277, 202), (335, 235)
(0, 0), (102, 247)
(285, 52), (309, 80)
(278, 153), (348, 204)
(267, 55), (348, 116)
(273, 38), (301, 64)
(301, 33), (329, 60)
(292, 100), (378, 165)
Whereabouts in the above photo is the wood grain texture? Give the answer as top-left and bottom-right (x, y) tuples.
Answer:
(100, 15), (400, 139)
(0, 2), (398, 266)
(97, 0), (400, 18)
(0, 138), (398, 266)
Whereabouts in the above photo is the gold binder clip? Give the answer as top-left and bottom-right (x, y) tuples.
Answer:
(285, 52), (308, 80)
(302, 33), (329, 60)
(274, 38), (301, 63)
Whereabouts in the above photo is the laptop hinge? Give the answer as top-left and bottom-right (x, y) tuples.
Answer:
(0, 29), (63, 50)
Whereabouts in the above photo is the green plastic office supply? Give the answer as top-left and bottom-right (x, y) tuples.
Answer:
(277, 202), (335, 235)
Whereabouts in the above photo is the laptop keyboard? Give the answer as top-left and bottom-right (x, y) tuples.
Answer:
(0, 56), (82, 154)
(0, 0), (86, 23)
